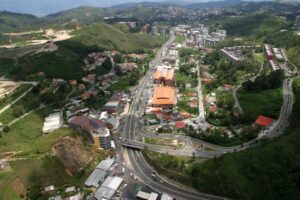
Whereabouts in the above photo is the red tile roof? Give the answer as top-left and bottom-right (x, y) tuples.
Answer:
(69, 116), (106, 133)
(175, 121), (186, 129)
(151, 86), (176, 105)
(255, 115), (274, 126)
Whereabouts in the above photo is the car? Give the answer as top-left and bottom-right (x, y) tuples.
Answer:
(122, 184), (128, 189)
(151, 172), (156, 177)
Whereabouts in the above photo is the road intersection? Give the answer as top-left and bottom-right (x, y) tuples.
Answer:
(118, 32), (297, 199)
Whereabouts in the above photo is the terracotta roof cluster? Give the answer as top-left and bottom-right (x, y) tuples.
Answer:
(154, 68), (175, 81)
(255, 115), (274, 126)
(151, 86), (176, 105)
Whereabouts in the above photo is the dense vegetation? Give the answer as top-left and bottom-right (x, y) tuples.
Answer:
(221, 14), (288, 37)
(8, 42), (98, 80)
(242, 70), (284, 91)
(0, 11), (46, 33)
(72, 23), (166, 52)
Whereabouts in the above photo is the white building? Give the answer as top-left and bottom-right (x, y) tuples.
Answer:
(94, 176), (123, 200)
(42, 112), (63, 133)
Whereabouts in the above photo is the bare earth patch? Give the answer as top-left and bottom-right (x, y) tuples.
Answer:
(52, 137), (93, 173)
(10, 177), (26, 196)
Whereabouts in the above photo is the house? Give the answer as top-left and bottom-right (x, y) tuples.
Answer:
(81, 92), (91, 100)
(181, 112), (191, 119)
(208, 106), (218, 113)
(101, 92), (127, 114)
(255, 115), (274, 127)
(69, 80), (77, 86)
(118, 62), (137, 73)
(201, 64), (210, 71)
(82, 74), (96, 84)
(44, 185), (55, 192)
(52, 78), (65, 87)
(223, 84), (232, 92)
(175, 121), (186, 129)
(186, 92), (197, 97)
(188, 98), (198, 108)
(78, 84), (85, 91)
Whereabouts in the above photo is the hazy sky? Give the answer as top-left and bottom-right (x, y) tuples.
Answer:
(0, 0), (270, 16)
(0, 0), (219, 16)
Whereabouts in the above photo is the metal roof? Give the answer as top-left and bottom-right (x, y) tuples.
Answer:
(84, 169), (106, 188)
(96, 157), (114, 171)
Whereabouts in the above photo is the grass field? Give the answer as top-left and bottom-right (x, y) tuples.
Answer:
(0, 90), (40, 124)
(0, 84), (31, 109)
(0, 106), (74, 154)
(144, 138), (184, 148)
(238, 88), (283, 121)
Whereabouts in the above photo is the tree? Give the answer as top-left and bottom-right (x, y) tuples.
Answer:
(113, 54), (123, 63)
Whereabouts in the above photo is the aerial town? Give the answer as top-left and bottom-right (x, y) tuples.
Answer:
(0, 0), (300, 200)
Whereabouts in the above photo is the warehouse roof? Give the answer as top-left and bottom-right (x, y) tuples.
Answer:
(151, 86), (176, 105)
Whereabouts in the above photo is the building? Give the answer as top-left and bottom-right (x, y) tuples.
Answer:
(265, 44), (273, 60)
(84, 157), (115, 188)
(42, 112), (63, 134)
(269, 60), (280, 71)
(101, 92), (127, 114)
(255, 115), (274, 127)
(175, 121), (186, 129)
(68, 116), (111, 149)
(96, 128), (111, 149)
(136, 191), (159, 200)
(149, 86), (177, 110)
(94, 176), (123, 200)
(161, 194), (174, 200)
(273, 48), (284, 61)
(153, 66), (175, 86)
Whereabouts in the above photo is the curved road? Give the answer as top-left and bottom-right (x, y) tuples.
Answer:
(120, 32), (296, 199)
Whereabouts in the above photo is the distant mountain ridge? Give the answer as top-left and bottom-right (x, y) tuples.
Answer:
(0, 0), (273, 16)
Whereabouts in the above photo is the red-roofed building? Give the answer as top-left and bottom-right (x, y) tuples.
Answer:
(255, 115), (274, 126)
(209, 106), (218, 113)
(175, 121), (186, 129)
(69, 80), (77, 86)
(181, 112), (191, 119)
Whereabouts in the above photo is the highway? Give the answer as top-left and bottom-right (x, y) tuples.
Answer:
(120, 31), (296, 199)
(121, 32), (228, 199)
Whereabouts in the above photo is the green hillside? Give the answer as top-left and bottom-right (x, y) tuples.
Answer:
(221, 14), (288, 37)
(46, 6), (115, 24)
(0, 11), (45, 33)
(8, 41), (102, 80)
(72, 23), (166, 52)
(6, 23), (166, 80)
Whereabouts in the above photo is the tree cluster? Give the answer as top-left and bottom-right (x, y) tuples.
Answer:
(242, 70), (284, 91)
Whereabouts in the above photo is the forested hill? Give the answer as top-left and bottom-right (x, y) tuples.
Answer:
(0, 11), (46, 33)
